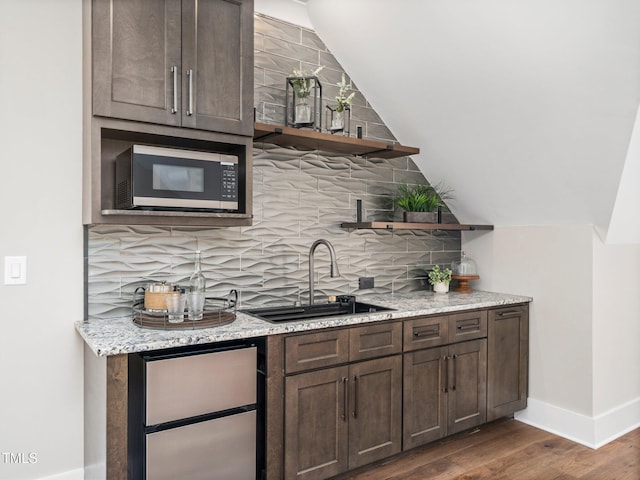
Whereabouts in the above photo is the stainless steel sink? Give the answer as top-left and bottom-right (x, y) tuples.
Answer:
(243, 300), (394, 323)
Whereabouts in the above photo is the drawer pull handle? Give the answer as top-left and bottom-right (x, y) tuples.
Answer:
(498, 310), (519, 317)
(457, 323), (479, 331)
(414, 327), (439, 337)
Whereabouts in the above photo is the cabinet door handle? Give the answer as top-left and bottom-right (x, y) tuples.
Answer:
(341, 377), (348, 422)
(186, 68), (194, 116)
(443, 355), (450, 393)
(352, 375), (359, 419)
(497, 310), (520, 317)
(170, 66), (178, 114)
(451, 354), (457, 391)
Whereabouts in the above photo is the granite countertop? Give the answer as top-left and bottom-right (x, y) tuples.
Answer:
(76, 290), (532, 357)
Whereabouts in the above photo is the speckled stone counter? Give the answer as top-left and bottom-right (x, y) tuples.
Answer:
(76, 290), (532, 357)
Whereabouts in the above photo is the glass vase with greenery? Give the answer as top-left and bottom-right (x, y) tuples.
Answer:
(290, 66), (324, 124)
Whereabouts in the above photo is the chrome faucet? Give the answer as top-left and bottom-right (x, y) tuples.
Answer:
(308, 239), (340, 305)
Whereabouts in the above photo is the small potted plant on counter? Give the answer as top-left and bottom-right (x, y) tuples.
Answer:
(428, 265), (452, 293)
(395, 181), (453, 223)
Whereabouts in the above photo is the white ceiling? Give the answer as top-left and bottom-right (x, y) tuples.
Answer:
(257, 0), (640, 240)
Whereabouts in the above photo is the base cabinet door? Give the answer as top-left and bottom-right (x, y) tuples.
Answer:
(403, 339), (487, 449)
(403, 346), (448, 449)
(284, 356), (402, 480)
(487, 305), (529, 421)
(285, 366), (349, 480)
(447, 339), (487, 435)
(348, 356), (403, 469)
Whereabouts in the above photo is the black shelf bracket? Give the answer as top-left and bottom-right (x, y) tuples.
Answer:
(254, 127), (283, 142)
(360, 145), (394, 157)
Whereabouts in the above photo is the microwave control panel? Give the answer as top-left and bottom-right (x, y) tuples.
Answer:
(221, 163), (238, 201)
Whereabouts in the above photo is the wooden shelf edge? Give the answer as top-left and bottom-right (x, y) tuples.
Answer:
(340, 222), (494, 231)
(253, 122), (419, 159)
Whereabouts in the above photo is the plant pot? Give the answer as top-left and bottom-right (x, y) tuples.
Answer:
(404, 211), (438, 223)
(432, 282), (449, 293)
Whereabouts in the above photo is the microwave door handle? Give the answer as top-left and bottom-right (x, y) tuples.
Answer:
(170, 66), (178, 114)
(186, 69), (194, 116)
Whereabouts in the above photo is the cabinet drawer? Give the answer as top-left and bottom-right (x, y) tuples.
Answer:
(404, 315), (449, 351)
(146, 410), (256, 480)
(285, 330), (349, 374)
(145, 347), (256, 426)
(448, 310), (487, 343)
(349, 321), (402, 361)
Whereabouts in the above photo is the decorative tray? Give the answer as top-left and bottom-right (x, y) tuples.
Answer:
(131, 288), (237, 330)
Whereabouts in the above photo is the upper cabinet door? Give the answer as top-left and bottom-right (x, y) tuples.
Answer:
(92, 0), (182, 126)
(181, 0), (254, 136)
(92, 0), (254, 136)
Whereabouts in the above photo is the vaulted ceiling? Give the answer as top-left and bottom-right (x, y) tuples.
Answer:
(257, 0), (640, 242)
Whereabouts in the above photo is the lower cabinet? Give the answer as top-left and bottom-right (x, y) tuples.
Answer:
(403, 339), (487, 450)
(284, 365), (348, 480)
(284, 355), (402, 480)
(269, 304), (529, 480)
(487, 305), (529, 421)
(348, 356), (403, 468)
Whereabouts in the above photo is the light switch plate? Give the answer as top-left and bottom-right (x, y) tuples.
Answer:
(4, 256), (27, 285)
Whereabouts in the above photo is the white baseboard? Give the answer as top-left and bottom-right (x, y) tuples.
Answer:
(593, 397), (640, 448)
(515, 396), (640, 449)
(37, 468), (84, 480)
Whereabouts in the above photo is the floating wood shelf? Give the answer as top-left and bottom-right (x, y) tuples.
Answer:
(340, 222), (494, 231)
(253, 122), (419, 159)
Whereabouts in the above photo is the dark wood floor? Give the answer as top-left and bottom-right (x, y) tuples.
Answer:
(338, 418), (640, 480)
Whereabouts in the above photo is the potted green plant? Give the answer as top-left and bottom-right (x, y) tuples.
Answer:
(395, 181), (453, 223)
(428, 265), (452, 293)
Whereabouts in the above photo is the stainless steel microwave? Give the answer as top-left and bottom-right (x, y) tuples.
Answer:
(115, 145), (239, 211)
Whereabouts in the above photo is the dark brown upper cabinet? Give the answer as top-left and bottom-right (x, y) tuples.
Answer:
(92, 0), (254, 137)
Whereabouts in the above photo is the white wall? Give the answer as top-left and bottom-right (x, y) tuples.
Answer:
(307, 0), (640, 230)
(592, 236), (640, 444)
(607, 103), (640, 244)
(463, 226), (594, 414)
(463, 225), (640, 447)
(0, 1), (85, 479)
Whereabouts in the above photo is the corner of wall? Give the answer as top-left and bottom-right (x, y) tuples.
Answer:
(516, 395), (640, 449)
